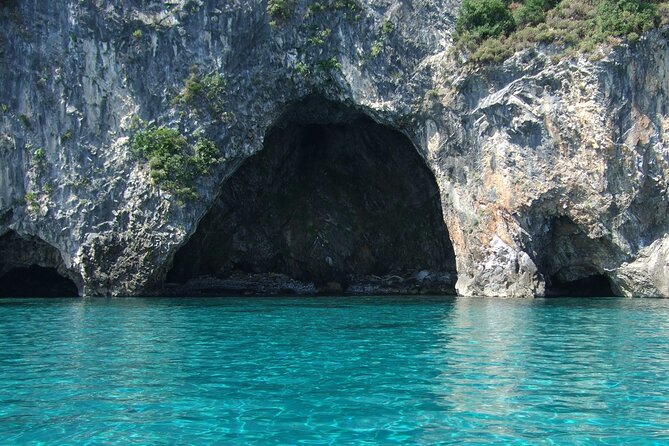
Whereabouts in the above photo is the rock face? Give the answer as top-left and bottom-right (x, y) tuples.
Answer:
(0, 0), (667, 297)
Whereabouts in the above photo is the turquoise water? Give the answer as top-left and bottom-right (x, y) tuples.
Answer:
(1, 297), (669, 444)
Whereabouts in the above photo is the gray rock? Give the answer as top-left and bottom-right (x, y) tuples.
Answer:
(615, 236), (669, 297)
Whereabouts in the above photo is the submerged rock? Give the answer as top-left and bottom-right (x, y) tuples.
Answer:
(0, 1), (667, 297)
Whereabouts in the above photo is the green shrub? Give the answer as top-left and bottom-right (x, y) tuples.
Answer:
(307, 27), (332, 45)
(173, 72), (227, 115)
(201, 73), (226, 101)
(471, 36), (514, 63)
(381, 19), (394, 34)
(130, 126), (220, 198)
(333, 0), (360, 12)
(316, 57), (342, 72)
(176, 74), (203, 104)
(293, 61), (310, 76)
(24, 192), (38, 209)
(306, 0), (361, 17)
(307, 2), (327, 14)
(370, 42), (382, 57)
(596, 0), (658, 36)
(455, 0), (666, 65)
(659, 3), (669, 26)
(130, 126), (186, 160)
(193, 138), (220, 174)
(455, 0), (515, 41)
(267, 0), (296, 25)
(514, 0), (557, 26)
(31, 146), (46, 168)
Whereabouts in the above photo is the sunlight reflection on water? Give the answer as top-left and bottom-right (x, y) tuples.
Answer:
(0, 296), (668, 444)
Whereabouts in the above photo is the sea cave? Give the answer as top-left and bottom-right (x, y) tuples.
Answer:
(0, 231), (79, 297)
(165, 98), (457, 295)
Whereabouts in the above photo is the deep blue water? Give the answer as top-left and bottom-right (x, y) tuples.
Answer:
(1, 296), (668, 444)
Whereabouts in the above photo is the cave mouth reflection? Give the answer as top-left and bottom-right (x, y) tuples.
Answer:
(545, 274), (616, 297)
(0, 265), (79, 298)
(165, 97), (456, 295)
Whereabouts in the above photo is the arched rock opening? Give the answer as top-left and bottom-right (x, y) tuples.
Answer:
(165, 98), (456, 295)
(0, 231), (79, 297)
(532, 216), (620, 297)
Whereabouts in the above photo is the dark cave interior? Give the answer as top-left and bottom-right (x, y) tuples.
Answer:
(165, 98), (456, 295)
(545, 274), (616, 297)
(0, 265), (78, 298)
(533, 216), (619, 297)
(0, 231), (78, 298)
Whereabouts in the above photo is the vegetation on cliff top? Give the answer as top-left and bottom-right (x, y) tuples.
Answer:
(455, 0), (669, 63)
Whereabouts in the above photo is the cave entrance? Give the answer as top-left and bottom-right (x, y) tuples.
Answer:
(166, 97), (456, 295)
(0, 231), (79, 297)
(0, 265), (78, 297)
(532, 216), (620, 297)
(545, 274), (615, 297)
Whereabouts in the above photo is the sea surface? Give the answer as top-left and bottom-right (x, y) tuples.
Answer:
(1, 296), (668, 445)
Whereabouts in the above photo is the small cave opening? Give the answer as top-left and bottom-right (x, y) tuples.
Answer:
(0, 265), (78, 298)
(0, 231), (79, 297)
(531, 216), (620, 297)
(165, 97), (456, 295)
(545, 274), (616, 297)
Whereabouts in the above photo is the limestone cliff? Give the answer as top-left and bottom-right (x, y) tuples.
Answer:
(0, 0), (667, 297)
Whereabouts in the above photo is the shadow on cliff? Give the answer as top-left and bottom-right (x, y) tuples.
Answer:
(163, 97), (457, 296)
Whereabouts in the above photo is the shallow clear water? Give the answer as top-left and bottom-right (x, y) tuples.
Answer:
(1, 296), (669, 444)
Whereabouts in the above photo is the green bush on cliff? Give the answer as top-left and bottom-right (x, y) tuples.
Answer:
(455, 0), (516, 44)
(267, 0), (296, 26)
(193, 138), (220, 174)
(307, 0), (361, 16)
(130, 126), (220, 198)
(513, 0), (558, 27)
(173, 72), (227, 116)
(596, 0), (658, 36)
(31, 146), (46, 167)
(455, 0), (665, 64)
(661, 4), (669, 26)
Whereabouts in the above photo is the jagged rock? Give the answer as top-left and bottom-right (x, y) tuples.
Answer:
(615, 236), (669, 297)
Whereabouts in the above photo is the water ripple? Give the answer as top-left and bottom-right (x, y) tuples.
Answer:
(0, 296), (668, 444)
